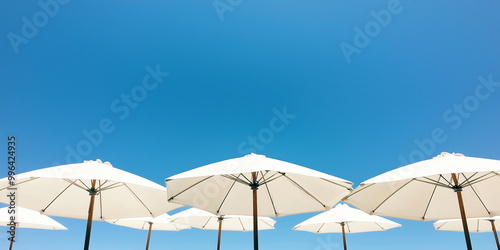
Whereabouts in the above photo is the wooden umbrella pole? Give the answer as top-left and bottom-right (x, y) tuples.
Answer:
(145, 222), (153, 250)
(251, 172), (259, 250)
(340, 222), (347, 250)
(489, 220), (500, 250)
(217, 218), (223, 250)
(451, 173), (473, 250)
(84, 180), (97, 250)
(9, 223), (16, 250)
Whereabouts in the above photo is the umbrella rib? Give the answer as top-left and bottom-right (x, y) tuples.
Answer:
(256, 170), (272, 184)
(168, 176), (214, 201)
(239, 217), (245, 231)
(123, 183), (154, 216)
(99, 180), (104, 219)
(458, 172), (478, 186)
(0, 177), (40, 191)
(261, 173), (279, 216)
(280, 173), (327, 209)
(65, 179), (91, 191)
(320, 178), (352, 190)
(374, 222), (385, 231)
(418, 176), (451, 188)
(316, 223), (325, 233)
(221, 174), (250, 186)
(372, 179), (414, 214)
(344, 183), (374, 199)
(202, 216), (212, 229)
(96, 180), (110, 190)
(261, 219), (273, 228)
(260, 172), (285, 185)
(462, 172), (498, 187)
(42, 179), (78, 213)
(463, 173), (491, 215)
(76, 179), (91, 190)
(216, 177), (239, 214)
(345, 222), (352, 233)
(422, 177), (440, 220)
(415, 177), (450, 188)
(238, 173), (252, 184)
(99, 182), (125, 191)
(438, 174), (454, 187)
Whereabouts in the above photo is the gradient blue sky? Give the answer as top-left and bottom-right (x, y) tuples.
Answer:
(2, 0), (500, 249)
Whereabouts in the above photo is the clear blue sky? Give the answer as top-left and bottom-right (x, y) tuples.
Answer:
(2, 0), (500, 249)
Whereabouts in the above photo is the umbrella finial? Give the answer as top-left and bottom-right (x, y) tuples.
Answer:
(83, 159), (113, 167)
(434, 152), (465, 159)
(245, 153), (265, 158)
(84, 159), (102, 164)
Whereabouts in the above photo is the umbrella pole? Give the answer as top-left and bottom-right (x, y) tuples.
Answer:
(9, 223), (16, 250)
(84, 180), (97, 250)
(145, 222), (153, 250)
(489, 220), (500, 250)
(451, 173), (473, 250)
(217, 218), (223, 250)
(251, 172), (259, 250)
(340, 222), (347, 250)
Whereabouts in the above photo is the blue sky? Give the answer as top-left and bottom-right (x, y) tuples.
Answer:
(2, 0), (500, 249)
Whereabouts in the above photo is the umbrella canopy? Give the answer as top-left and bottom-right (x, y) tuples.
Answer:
(108, 213), (190, 231)
(293, 203), (401, 250)
(166, 153), (352, 217)
(166, 153), (353, 250)
(293, 203), (401, 233)
(170, 207), (276, 231)
(170, 207), (275, 250)
(434, 216), (500, 250)
(0, 206), (67, 230)
(435, 216), (500, 232)
(0, 159), (182, 250)
(1, 206), (67, 250)
(343, 152), (500, 250)
(107, 213), (190, 250)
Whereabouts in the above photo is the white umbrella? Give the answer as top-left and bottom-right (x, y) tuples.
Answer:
(0, 159), (182, 250)
(293, 203), (401, 250)
(343, 152), (500, 250)
(165, 153), (353, 250)
(1, 206), (67, 250)
(434, 216), (500, 250)
(107, 213), (191, 250)
(170, 207), (276, 250)
(0, 206), (67, 230)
